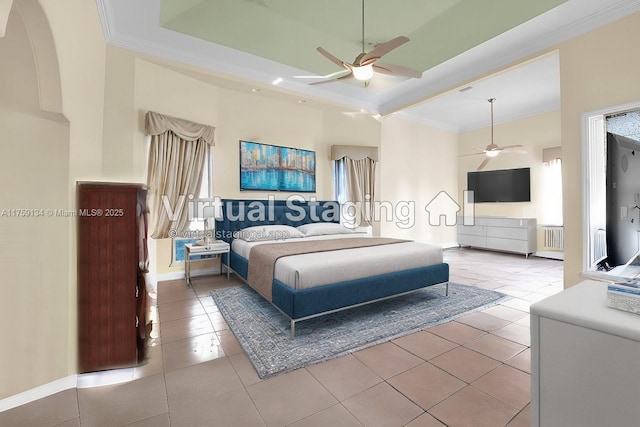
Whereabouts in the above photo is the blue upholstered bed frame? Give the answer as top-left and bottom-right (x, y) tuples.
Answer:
(215, 199), (449, 337)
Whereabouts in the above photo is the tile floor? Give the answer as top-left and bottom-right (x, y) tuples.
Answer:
(0, 248), (564, 426)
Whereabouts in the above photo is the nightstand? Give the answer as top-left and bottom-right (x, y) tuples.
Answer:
(184, 241), (230, 284)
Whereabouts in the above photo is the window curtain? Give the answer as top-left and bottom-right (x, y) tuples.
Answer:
(145, 111), (215, 239)
(331, 145), (378, 226)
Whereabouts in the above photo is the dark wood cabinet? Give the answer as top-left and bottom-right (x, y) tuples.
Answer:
(77, 182), (149, 373)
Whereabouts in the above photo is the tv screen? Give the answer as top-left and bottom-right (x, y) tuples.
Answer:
(467, 168), (531, 203)
(605, 132), (640, 266)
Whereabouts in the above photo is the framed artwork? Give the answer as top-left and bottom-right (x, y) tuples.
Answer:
(239, 140), (316, 192)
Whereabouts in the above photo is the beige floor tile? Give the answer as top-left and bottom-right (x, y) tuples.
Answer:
(157, 298), (206, 322)
(165, 358), (243, 401)
(342, 382), (424, 427)
(430, 346), (502, 383)
(506, 348), (531, 374)
(0, 389), (79, 427)
(161, 332), (225, 372)
(159, 314), (214, 344)
(77, 374), (168, 427)
(353, 342), (424, 379)
(55, 418), (81, 427)
(157, 283), (197, 304)
(455, 311), (512, 332)
(306, 354), (382, 401)
(501, 298), (532, 313)
(171, 388), (264, 427)
(464, 334), (527, 362)
(228, 353), (263, 387)
(492, 323), (531, 346)
(216, 329), (244, 356)
(387, 362), (466, 410)
(288, 403), (362, 427)
(429, 386), (519, 427)
(472, 365), (531, 410)
(405, 412), (447, 426)
(428, 321), (486, 344)
(208, 310), (230, 331)
(507, 404), (531, 427)
(246, 369), (337, 426)
(134, 343), (164, 380)
(392, 330), (458, 360)
(126, 413), (171, 427)
(481, 305), (529, 322)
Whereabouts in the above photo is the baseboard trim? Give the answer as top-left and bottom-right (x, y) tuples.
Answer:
(0, 365), (143, 412)
(0, 375), (77, 412)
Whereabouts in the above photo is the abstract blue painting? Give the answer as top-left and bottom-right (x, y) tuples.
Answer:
(240, 140), (316, 192)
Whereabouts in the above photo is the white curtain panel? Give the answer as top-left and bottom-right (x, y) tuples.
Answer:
(145, 111), (214, 239)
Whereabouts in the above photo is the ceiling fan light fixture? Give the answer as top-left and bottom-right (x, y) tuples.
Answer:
(486, 150), (500, 158)
(352, 64), (374, 81)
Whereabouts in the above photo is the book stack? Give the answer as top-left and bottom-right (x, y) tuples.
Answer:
(607, 279), (640, 315)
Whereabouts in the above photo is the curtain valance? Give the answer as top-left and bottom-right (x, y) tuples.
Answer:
(145, 111), (215, 146)
(543, 146), (562, 163)
(331, 145), (379, 162)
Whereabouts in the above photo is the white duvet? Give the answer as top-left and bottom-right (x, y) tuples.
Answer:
(231, 234), (443, 290)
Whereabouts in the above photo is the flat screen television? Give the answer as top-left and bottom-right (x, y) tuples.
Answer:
(467, 167), (531, 203)
(605, 132), (640, 266)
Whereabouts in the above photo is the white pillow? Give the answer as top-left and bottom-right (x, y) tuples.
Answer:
(234, 225), (304, 242)
(297, 222), (352, 237)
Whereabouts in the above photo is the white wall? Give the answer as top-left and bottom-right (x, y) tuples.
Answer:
(458, 110), (561, 220)
(380, 115), (458, 246)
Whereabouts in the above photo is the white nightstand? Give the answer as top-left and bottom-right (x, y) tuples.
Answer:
(184, 241), (230, 284)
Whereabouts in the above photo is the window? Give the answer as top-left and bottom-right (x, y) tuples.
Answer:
(542, 158), (563, 226)
(187, 145), (213, 232)
(332, 158), (348, 204)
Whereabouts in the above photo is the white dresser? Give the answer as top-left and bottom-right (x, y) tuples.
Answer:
(531, 280), (640, 426)
(457, 216), (537, 257)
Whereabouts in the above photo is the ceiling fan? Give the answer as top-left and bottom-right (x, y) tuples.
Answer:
(309, 0), (421, 86)
(459, 98), (525, 170)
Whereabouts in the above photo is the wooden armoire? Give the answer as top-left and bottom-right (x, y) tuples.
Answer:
(77, 182), (149, 373)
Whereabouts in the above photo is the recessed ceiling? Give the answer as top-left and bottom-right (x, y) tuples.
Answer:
(98, 0), (640, 128)
(159, 0), (563, 78)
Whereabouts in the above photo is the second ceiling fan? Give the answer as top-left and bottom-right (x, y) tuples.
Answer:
(460, 98), (525, 170)
(310, 0), (421, 86)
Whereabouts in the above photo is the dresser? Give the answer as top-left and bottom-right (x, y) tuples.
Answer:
(531, 280), (640, 426)
(77, 182), (149, 373)
(457, 216), (537, 257)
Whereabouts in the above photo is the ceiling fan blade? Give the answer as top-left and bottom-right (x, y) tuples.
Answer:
(317, 47), (349, 69)
(459, 152), (486, 157)
(477, 157), (491, 170)
(359, 36), (409, 64)
(497, 144), (524, 151)
(373, 63), (421, 78)
(308, 71), (353, 85)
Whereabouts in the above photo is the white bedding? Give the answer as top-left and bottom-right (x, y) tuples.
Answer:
(232, 234), (444, 290)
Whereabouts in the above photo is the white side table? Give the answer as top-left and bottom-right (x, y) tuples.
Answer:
(184, 241), (230, 285)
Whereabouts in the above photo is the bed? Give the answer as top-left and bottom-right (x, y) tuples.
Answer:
(215, 199), (449, 337)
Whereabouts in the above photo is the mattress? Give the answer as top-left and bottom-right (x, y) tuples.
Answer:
(232, 234), (443, 290)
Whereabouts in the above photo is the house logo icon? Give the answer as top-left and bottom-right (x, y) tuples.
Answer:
(425, 191), (459, 226)
(425, 190), (475, 226)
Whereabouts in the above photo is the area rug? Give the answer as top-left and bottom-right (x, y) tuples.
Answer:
(211, 283), (506, 379)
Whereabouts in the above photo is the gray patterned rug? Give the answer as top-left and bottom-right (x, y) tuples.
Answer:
(211, 283), (506, 379)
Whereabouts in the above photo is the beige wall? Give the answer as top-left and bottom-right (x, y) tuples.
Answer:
(379, 115), (459, 246)
(458, 110), (561, 251)
(560, 11), (640, 287)
(0, 0), (105, 399)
